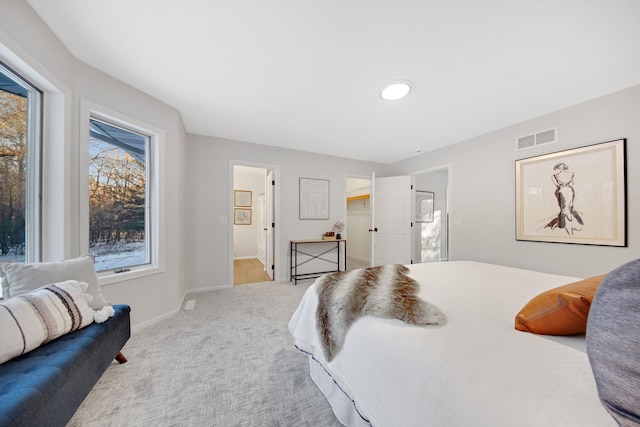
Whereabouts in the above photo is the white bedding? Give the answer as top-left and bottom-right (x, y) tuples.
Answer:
(288, 261), (616, 427)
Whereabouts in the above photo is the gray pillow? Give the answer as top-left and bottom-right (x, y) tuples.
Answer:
(0, 254), (108, 310)
(586, 258), (640, 426)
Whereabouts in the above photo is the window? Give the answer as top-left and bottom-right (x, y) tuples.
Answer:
(89, 118), (149, 272)
(82, 102), (163, 281)
(0, 62), (42, 264)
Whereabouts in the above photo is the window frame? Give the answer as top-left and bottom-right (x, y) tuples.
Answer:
(0, 60), (43, 263)
(80, 100), (165, 285)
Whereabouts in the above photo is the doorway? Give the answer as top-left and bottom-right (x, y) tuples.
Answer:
(412, 166), (450, 263)
(231, 164), (277, 285)
(345, 176), (371, 270)
(359, 166), (451, 268)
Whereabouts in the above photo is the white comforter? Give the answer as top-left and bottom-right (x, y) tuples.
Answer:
(289, 261), (616, 427)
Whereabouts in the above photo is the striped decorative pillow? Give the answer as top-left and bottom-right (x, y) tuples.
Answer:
(0, 280), (95, 364)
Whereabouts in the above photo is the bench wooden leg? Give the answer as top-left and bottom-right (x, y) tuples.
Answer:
(115, 352), (128, 364)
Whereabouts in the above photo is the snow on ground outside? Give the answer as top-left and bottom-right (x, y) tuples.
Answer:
(0, 242), (145, 298)
(91, 241), (146, 271)
(0, 242), (146, 271)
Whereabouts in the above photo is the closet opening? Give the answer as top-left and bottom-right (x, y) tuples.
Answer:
(345, 176), (371, 270)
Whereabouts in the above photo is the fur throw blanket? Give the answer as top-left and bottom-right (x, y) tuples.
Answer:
(316, 264), (447, 362)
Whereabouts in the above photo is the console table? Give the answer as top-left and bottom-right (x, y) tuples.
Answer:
(290, 239), (347, 284)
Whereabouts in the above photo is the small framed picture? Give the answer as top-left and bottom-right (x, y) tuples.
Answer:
(234, 190), (252, 207)
(415, 191), (434, 223)
(234, 208), (252, 225)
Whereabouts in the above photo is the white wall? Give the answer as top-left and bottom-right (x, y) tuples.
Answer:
(185, 135), (385, 287)
(1, 0), (188, 329)
(388, 85), (640, 277)
(233, 170), (265, 259)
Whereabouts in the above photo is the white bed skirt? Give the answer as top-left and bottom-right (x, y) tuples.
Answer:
(307, 354), (370, 427)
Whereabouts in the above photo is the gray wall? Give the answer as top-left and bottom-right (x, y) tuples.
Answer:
(388, 85), (640, 277)
(184, 135), (385, 287)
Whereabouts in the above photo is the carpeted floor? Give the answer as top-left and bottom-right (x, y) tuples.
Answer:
(68, 281), (342, 427)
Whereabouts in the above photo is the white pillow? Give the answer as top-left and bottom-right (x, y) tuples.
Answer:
(0, 280), (95, 364)
(0, 255), (107, 310)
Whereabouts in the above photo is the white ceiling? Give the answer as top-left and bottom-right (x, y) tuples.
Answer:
(27, 0), (640, 164)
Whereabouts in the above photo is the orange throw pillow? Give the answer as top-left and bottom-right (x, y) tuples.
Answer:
(515, 274), (607, 335)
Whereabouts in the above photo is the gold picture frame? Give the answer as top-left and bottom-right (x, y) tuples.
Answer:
(234, 190), (252, 207)
(234, 208), (252, 225)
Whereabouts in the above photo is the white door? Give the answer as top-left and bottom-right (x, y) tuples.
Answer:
(265, 170), (275, 280)
(371, 174), (412, 266)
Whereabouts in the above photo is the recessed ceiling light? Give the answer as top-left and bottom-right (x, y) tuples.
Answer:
(380, 81), (411, 101)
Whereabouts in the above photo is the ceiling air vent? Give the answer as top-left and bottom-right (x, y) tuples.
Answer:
(516, 128), (557, 151)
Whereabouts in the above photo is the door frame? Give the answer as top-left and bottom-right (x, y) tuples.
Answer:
(229, 160), (280, 286)
(410, 163), (453, 261)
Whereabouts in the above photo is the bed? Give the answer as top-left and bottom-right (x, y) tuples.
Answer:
(288, 261), (618, 427)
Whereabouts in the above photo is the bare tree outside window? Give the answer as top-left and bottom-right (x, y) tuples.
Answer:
(89, 119), (148, 271)
(0, 74), (28, 262)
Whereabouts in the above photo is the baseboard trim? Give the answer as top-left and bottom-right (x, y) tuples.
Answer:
(130, 284), (233, 333)
(132, 308), (179, 334)
(347, 254), (369, 264)
(187, 284), (233, 293)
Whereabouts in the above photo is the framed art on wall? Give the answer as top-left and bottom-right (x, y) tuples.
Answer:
(299, 177), (330, 220)
(515, 139), (626, 246)
(415, 191), (434, 223)
(234, 208), (252, 225)
(234, 190), (252, 207)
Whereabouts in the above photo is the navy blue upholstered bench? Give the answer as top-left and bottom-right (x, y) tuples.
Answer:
(0, 304), (130, 427)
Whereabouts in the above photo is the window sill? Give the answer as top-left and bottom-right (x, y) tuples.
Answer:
(98, 264), (164, 286)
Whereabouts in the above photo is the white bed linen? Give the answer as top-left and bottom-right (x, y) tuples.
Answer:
(289, 261), (616, 427)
